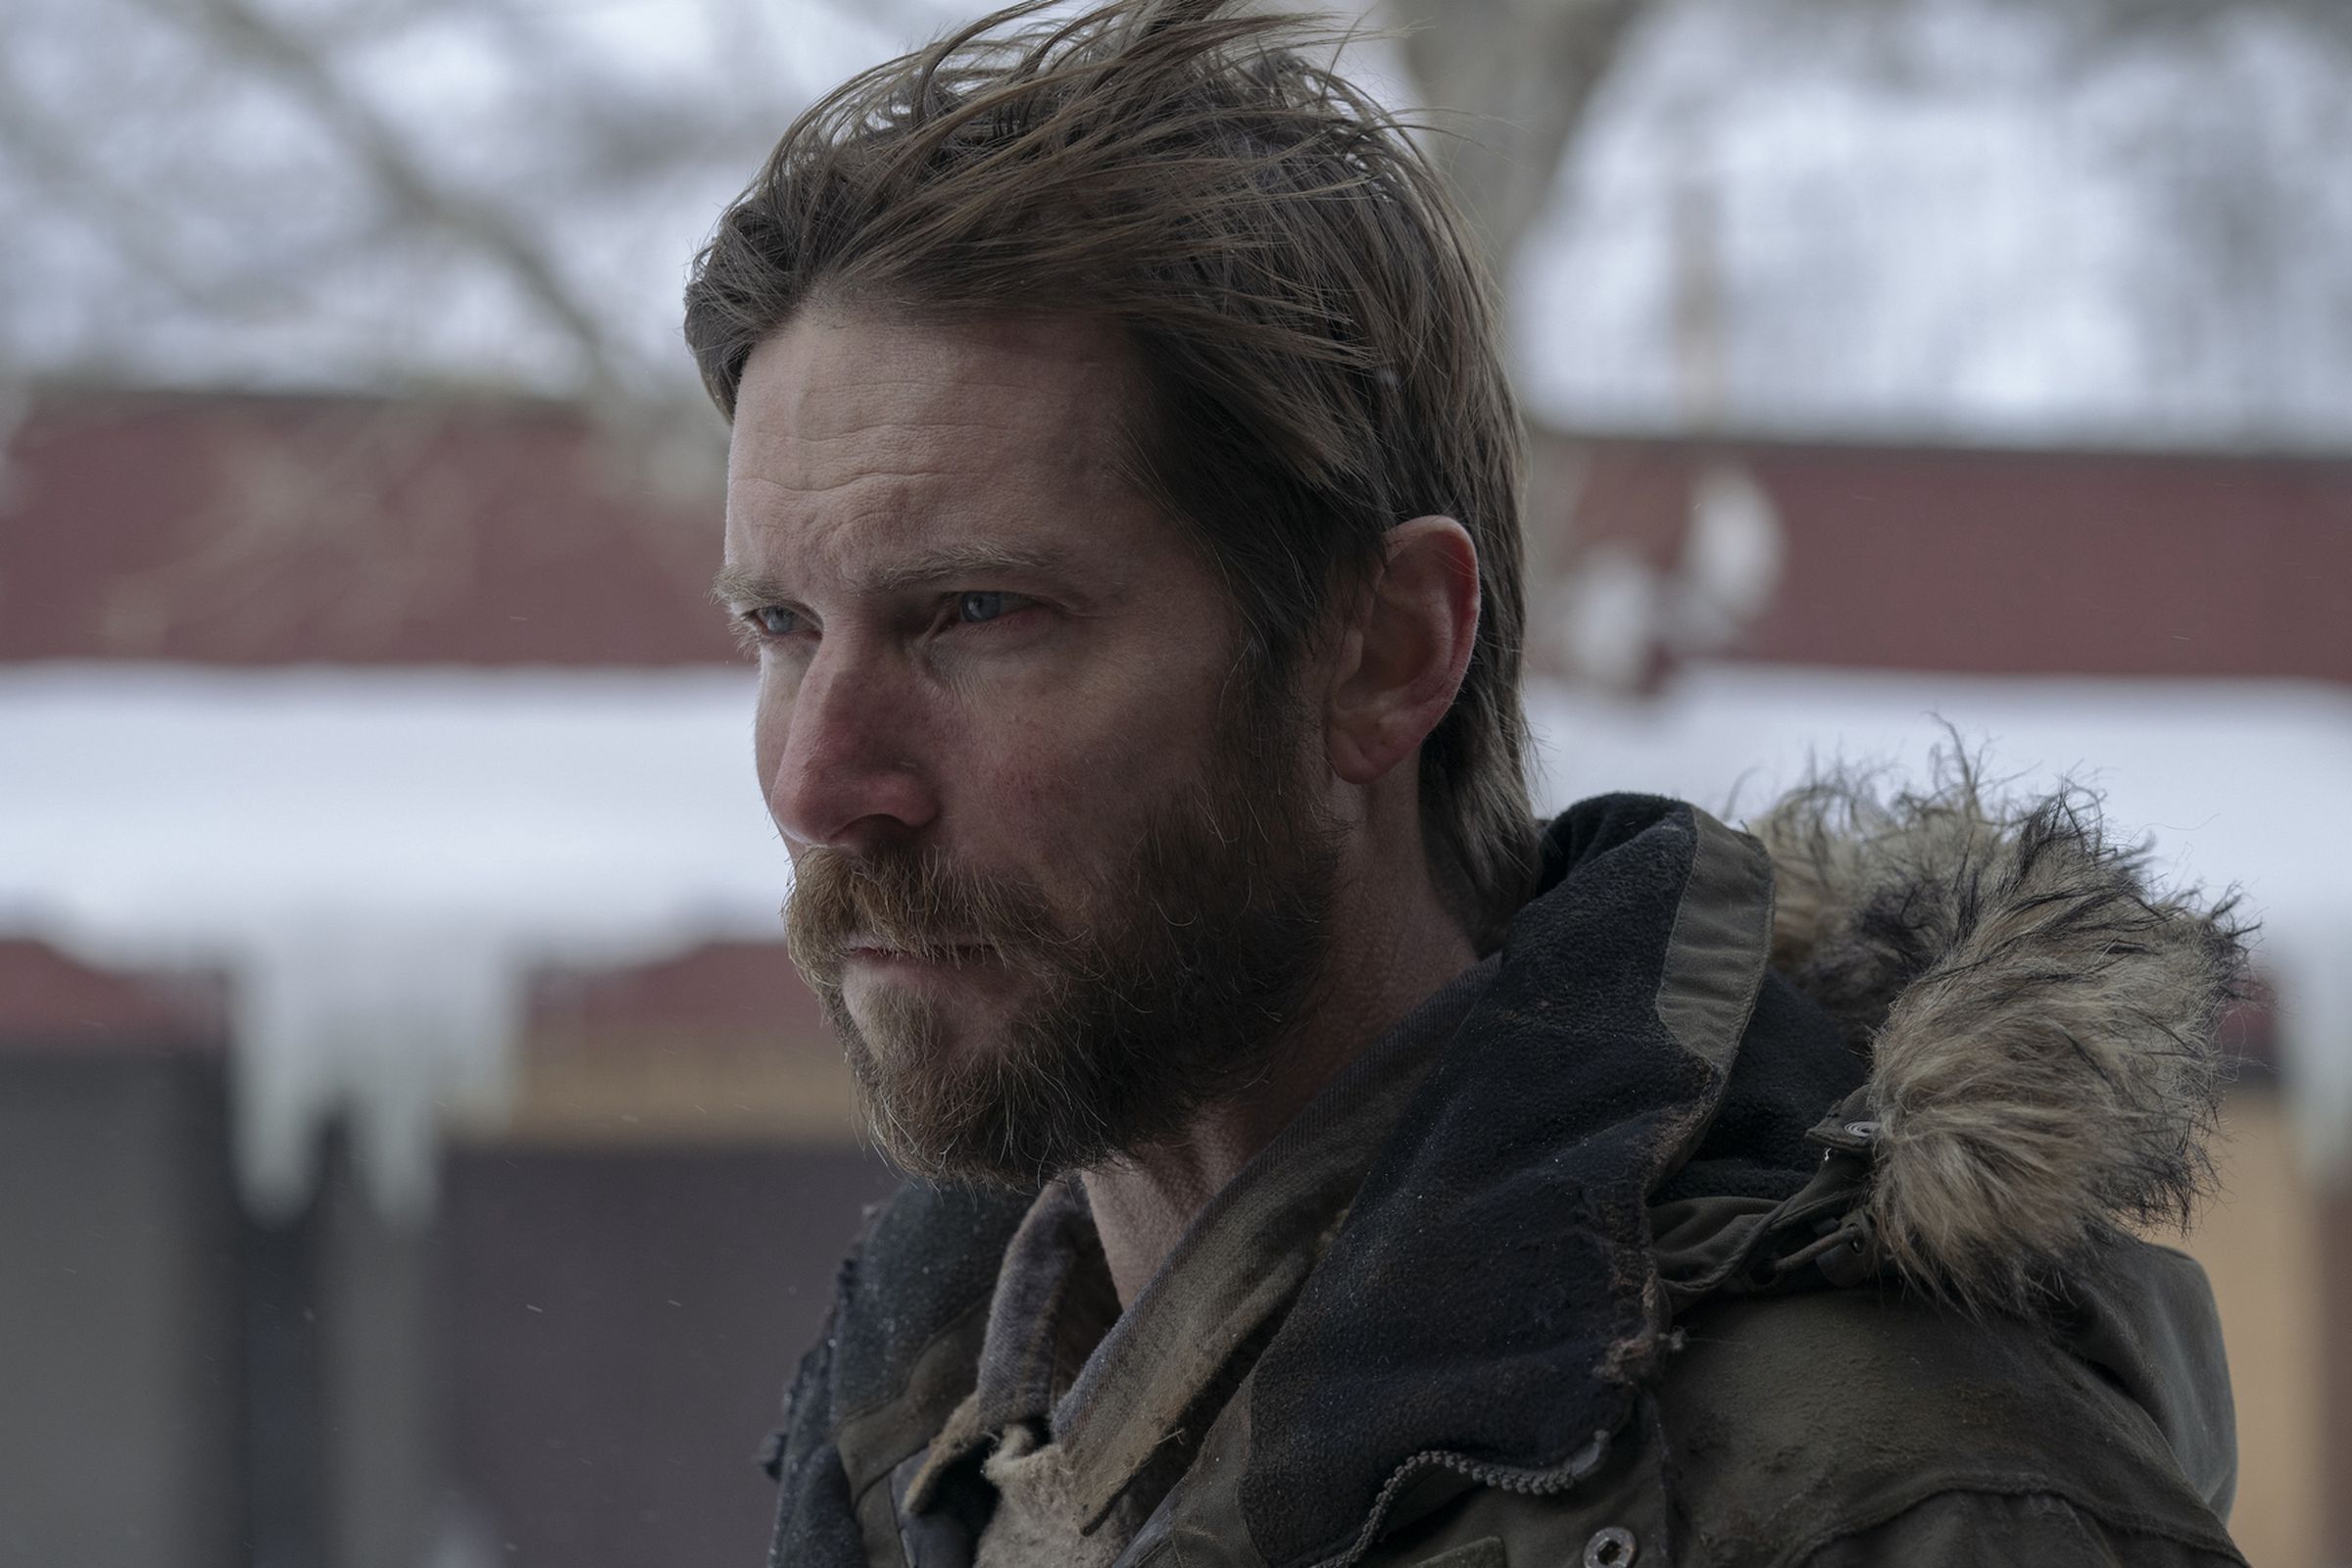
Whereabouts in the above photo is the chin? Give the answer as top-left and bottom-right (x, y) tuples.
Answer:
(854, 951), (1034, 1015)
(842, 973), (1003, 1070)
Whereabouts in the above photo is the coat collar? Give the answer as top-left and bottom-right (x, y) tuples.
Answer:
(771, 796), (1828, 1568)
(1236, 794), (1803, 1568)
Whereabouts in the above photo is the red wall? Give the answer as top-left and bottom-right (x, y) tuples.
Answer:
(1544, 433), (2352, 684)
(13, 392), (2348, 683)
(3, 391), (734, 666)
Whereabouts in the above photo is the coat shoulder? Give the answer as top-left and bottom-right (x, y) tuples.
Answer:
(1650, 1283), (2246, 1566)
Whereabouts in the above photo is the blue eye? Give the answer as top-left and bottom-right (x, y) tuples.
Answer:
(753, 606), (801, 636)
(957, 592), (1008, 623)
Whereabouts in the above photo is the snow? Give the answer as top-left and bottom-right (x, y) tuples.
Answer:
(0, 663), (785, 1218)
(3, 661), (2346, 1215)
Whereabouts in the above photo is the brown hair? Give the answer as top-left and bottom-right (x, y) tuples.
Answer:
(684, 0), (1534, 946)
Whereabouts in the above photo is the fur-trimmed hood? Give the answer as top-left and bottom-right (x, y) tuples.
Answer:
(1744, 769), (2248, 1313)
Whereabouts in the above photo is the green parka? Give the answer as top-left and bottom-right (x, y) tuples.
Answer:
(761, 790), (2247, 1567)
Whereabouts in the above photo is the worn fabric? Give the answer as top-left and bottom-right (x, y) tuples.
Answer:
(1238, 795), (1803, 1566)
(1799, 1492), (2235, 1568)
(760, 791), (2248, 1568)
(925, 959), (1495, 1565)
(966, 1177), (1118, 1444)
(973, 1423), (1116, 1568)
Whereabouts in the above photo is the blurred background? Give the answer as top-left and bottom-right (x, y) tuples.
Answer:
(2, 0), (2347, 1563)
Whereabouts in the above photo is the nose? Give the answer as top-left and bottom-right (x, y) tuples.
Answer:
(761, 638), (939, 850)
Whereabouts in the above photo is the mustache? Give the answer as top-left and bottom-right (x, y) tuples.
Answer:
(784, 844), (1074, 981)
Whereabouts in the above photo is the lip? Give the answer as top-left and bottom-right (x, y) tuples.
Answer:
(844, 940), (998, 966)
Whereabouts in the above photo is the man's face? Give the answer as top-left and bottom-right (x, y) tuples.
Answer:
(721, 310), (1340, 1185)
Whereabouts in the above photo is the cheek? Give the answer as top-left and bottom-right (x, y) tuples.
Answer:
(983, 688), (1207, 830)
(933, 699), (1122, 853)
(955, 715), (1067, 824)
(751, 669), (792, 793)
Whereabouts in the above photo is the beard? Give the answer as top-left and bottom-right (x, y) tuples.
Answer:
(783, 698), (1343, 1188)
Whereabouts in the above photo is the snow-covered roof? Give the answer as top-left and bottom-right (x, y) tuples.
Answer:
(5, 661), (2346, 1213)
(0, 663), (785, 1216)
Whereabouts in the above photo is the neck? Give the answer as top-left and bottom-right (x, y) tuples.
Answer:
(1081, 864), (1478, 1307)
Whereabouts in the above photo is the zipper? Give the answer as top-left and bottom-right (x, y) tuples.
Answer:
(1310, 1430), (1613, 1568)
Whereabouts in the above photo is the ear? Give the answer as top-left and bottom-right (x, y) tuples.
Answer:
(1326, 515), (1480, 787)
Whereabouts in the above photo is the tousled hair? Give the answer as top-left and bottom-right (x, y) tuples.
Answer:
(685, 0), (1535, 946)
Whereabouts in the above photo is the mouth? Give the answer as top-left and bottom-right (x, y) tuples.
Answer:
(844, 939), (999, 968)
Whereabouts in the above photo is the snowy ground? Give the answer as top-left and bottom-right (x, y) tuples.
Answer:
(5, 662), (2346, 1213)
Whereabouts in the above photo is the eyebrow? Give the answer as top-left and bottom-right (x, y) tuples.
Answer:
(710, 543), (1073, 607)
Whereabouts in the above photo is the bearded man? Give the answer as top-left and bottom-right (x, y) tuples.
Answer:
(684, 4), (2249, 1564)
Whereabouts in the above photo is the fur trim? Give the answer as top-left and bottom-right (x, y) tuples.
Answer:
(1747, 758), (2248, 1313)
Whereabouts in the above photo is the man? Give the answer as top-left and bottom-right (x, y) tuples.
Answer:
(684, 3), (2249, 1563)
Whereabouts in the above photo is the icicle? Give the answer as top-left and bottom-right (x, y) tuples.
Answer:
(228, 918), (521, 1223)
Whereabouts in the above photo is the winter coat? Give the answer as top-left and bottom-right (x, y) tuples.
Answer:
(760, 790), (2248, 1567)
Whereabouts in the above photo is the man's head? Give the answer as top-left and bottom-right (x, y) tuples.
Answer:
(688, 0), (1533, 1184)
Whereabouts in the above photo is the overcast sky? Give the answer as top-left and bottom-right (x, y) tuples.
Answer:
(5, 0), (2349, 446)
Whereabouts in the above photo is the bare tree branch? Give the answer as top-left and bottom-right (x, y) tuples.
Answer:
(140, 0), (626, 397)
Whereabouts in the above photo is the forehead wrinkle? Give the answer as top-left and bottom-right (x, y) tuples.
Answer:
(860, 541), (1074, 595)
(732, 314), (1139, 494)
(774, 354), (1130, 476)
(724, 312), (1165, 608)
(721, 530), (1126, 607)
(732, 412), (1121, 518)
(775, 413), (1124, 492)
(729, 429), (1138, 566)
(718, 485), (1126, 604)
(732, 466), (950, 503)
